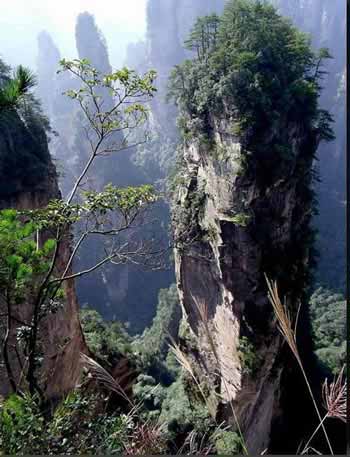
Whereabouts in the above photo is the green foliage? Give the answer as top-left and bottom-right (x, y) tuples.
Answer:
(83, 183), (157, 219)
(80, 308), (133, 362)
(0, 390), (168, 455)
(46, 390), (129, 454)
(226, 212), (251, 227)
(169, 0), (334, 159)
(214, 430), (245, 455)
(133, 374), (168, 420)
(172, 177), (207, 250)
(58, 58), (156, 142)
(0, 209), (55, 305)
(134, 284), (181, 364)
(184, 14), (220, 60)
(203, 223), (219, 243)
(0, 57), (52, 194)
(309, 287), (346, 374)
(159, 376), (213, 438)
(0, 394), (46, 455)
(0, 65), (36, 111)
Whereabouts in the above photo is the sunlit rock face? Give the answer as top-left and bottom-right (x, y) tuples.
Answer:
(0, 109), (86, 400)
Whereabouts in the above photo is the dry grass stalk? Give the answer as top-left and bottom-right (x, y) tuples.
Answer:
(322, 365), (346, 422)
(177, 422), (229, 455)
(301, 366), (347, 453)
(302, 446), (322, 455)
(265, 277), (301, 363)
(123, 421), (166, 455)
(80, 353), (134, 407)
(265, 276), (334, 455)
(177, 429), (214, 455)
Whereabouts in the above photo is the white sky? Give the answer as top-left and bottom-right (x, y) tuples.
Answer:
(0, 0), (147, 69)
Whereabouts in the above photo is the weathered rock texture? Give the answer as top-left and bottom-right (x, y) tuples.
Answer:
(0, 109), (86, 399)
(173, 110), (317, 453)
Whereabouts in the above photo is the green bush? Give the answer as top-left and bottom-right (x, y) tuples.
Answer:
(159, 376), (213, 437)
(134, 284), (181, 363)
(0, 394), (46, 455)
(214, 430), (244, 455)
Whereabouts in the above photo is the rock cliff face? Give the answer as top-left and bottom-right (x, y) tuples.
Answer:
(173, 107), (317, 452)
(0, 108), (86, 399)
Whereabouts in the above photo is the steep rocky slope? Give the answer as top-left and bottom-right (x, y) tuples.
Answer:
(0, 106), (86, 399)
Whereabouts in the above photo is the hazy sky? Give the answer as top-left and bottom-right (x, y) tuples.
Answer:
(0, 0), (147, 70)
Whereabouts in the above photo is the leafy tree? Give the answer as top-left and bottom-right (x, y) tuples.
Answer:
(159, 375), (213, 439)
(0, 65), (36, 111)
(184, 14), (220, 60)
(0, 58), (159, 399)
(0, 210), (58, 392)
(134, 284), (181, 364)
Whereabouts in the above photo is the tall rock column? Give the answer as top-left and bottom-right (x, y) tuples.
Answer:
(170, 2), (331, 451)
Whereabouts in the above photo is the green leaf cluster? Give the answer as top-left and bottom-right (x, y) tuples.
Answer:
(0, 66), (36, 111)
(238, 336), (259, 376)
(83, 183), (156, 218)
(214, 430), (245, 455)
(58, 58), (157, 138)
(0, 209), (56, 303)
(0, 394), (46, 454)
